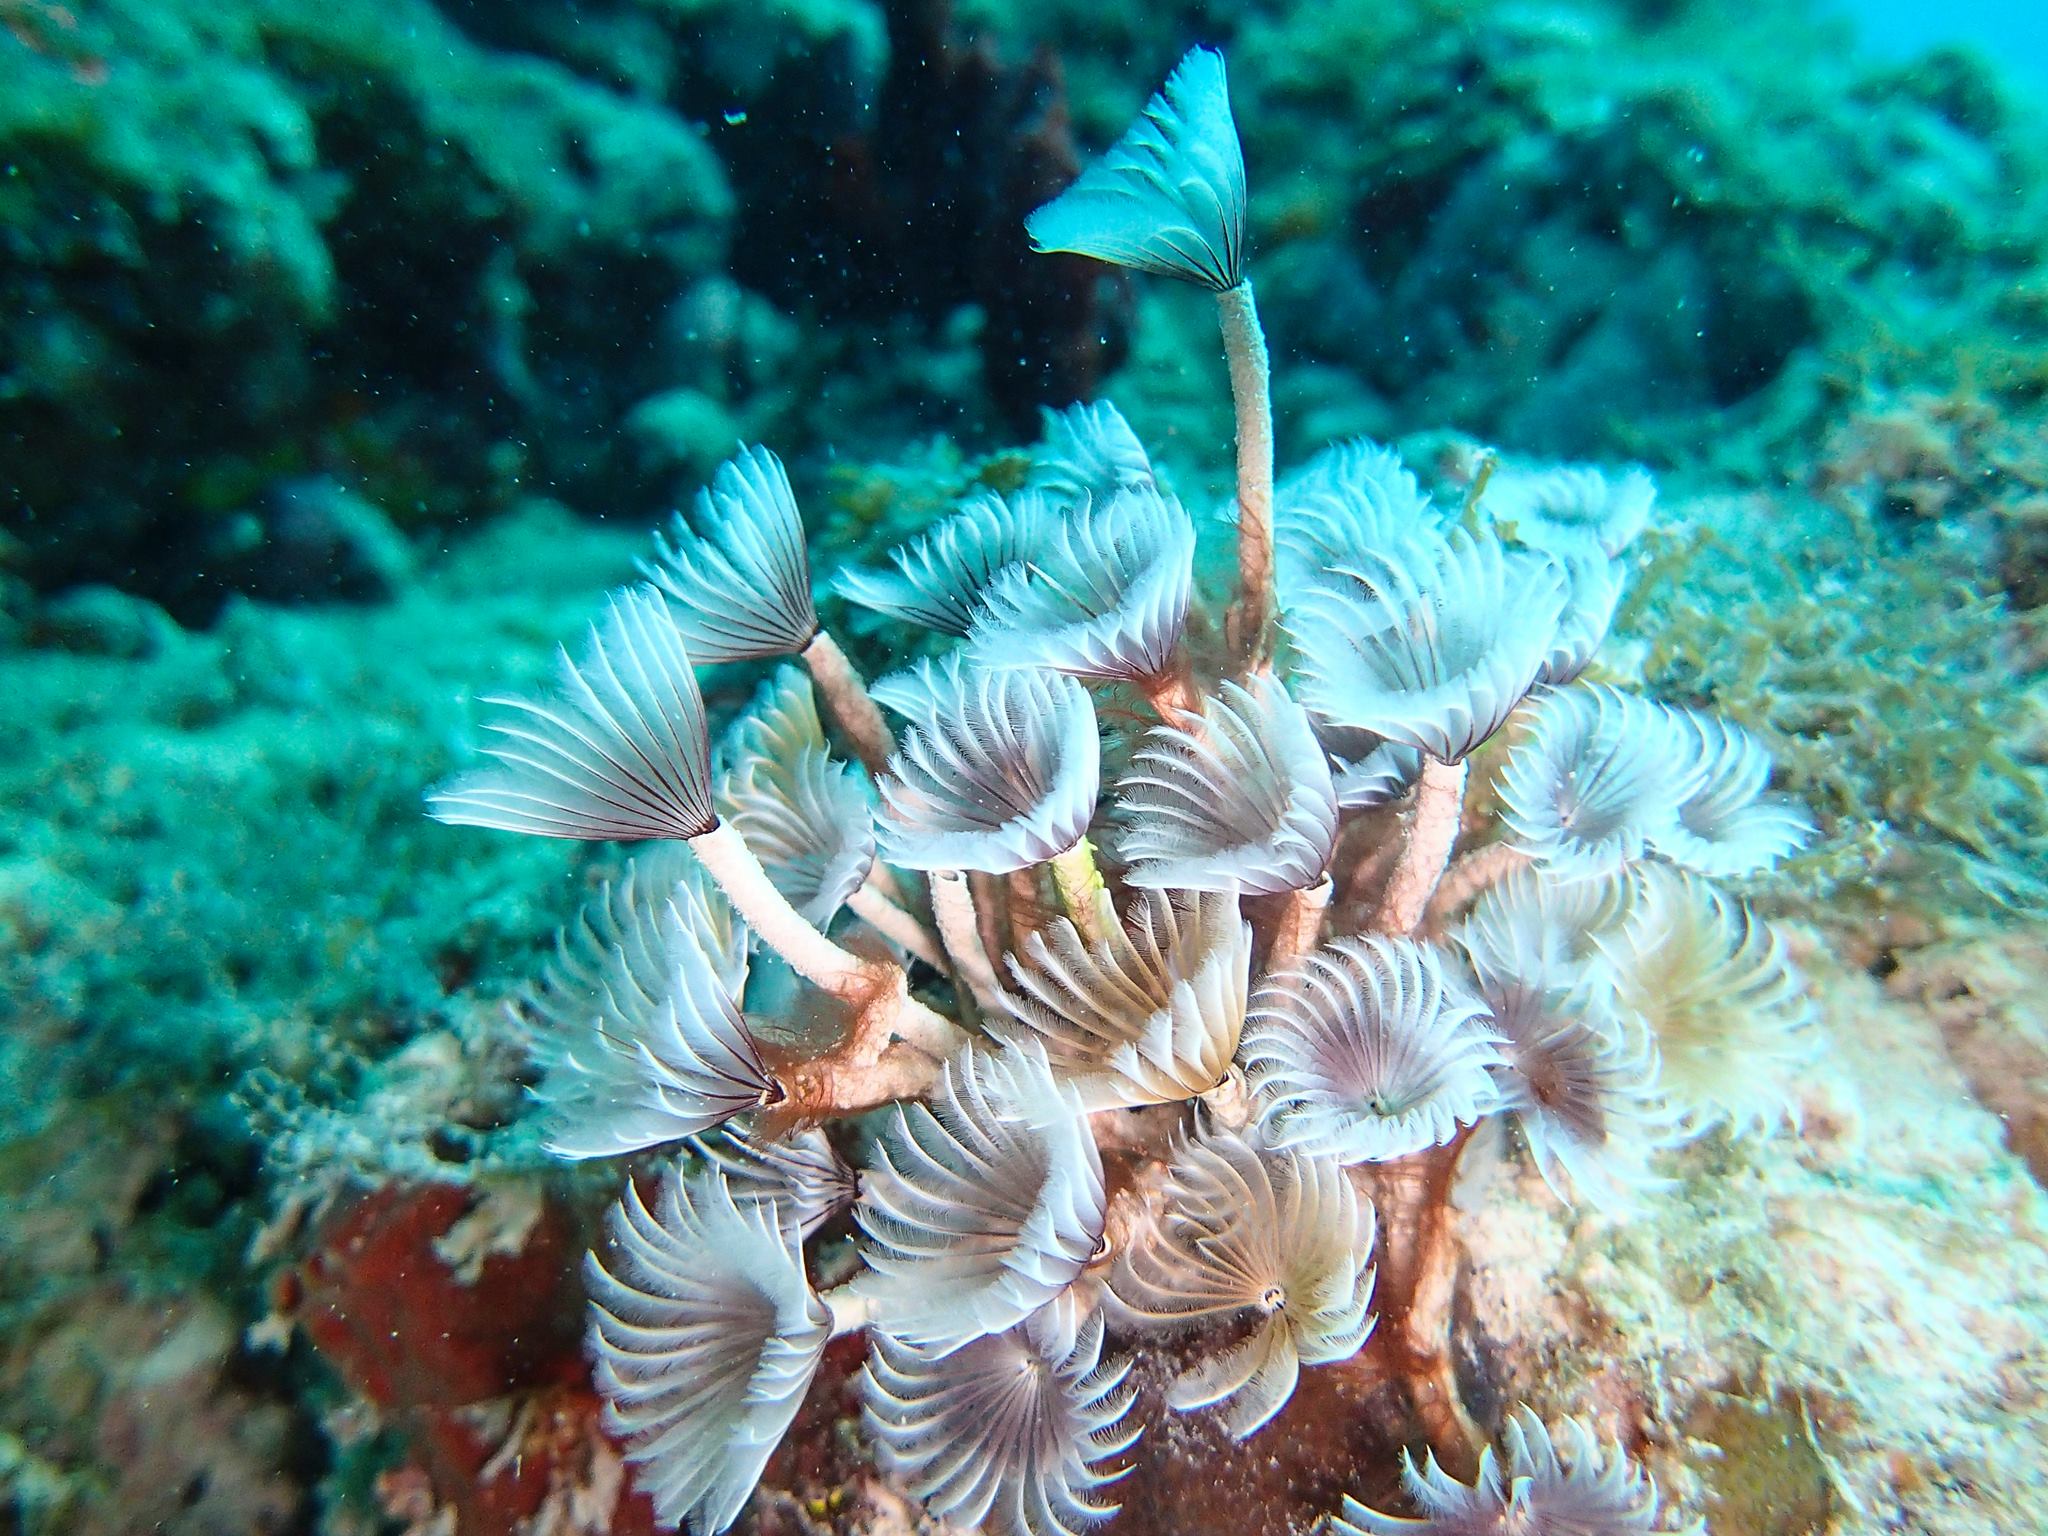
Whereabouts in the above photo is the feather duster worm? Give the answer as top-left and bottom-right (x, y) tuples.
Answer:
(1273, 439), (1444, 615)
(1024, 46), (1245, 293)
(1243, 935), (1502, 1163)
(1031, 400), (1158, 503)
(1501, 688), (1810, 882)
(1649, 707), (1815, 877)
(1483, 462), (1657, 559)
(1025, 47), (1274, 663)
(584, 1169), (830, 1536)
(1455, 865), (1636, 994)
(428, 585), (717, 843)
(715, 665), (875, 926)
(967, 482), (1196, 697)
(696, 1124), (860, 1239)
(874, 655), (1101, 872)
(994, 888), (1252, 1108)
(864, 1308), (1139, 1536)
(1287, 528), (1566, 765)
(642, 443), (895, 772)
(1109, 1130), (1376, 1438)
(640, 444), (818, 663)
(1335, 1406), (1702, 1535)
(1539, 551), (1624, 685)
(1499, 685), (1700, 879)
(1287, 526), (1567, 934)
(1598, 869), (1813, 1139)
(1456, 924), (1674, 1210)
(834, 486), (1061, 638)
(428, 584), (956, 1081)
(524, 852), (777, 1159)
(1115, 673), (1339, 894)
(853, 1043), (1106, 1346)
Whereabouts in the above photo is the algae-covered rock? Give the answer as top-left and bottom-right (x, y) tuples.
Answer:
(0, 500), (640, 1132)
(27, 586), (182, 659)
(0, 0), (733, 613)
(1624, 486), (2048, 918)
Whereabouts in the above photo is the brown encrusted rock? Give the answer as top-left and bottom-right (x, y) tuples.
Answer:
(1887, 930), (2048, 1187)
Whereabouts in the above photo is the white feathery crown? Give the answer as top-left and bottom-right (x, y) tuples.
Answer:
(1652, 706), (1815, 876)
(1031, 400), (1159, 503)
(834, 485), (1061, 637)
(715, 664), (876, 924)
(1242, 935), (1503, 1163)
(1115, 673), (1339, 894)
(1287, 527), (1567, 763)
(967, 482), (1196, 687)
(525, 851), (775, 1159)
(1500, 685), (1701, 879)
(863, 1308), (1139, 1536)
(696, 1124), (860, 1238)
(1501, 686), (1813, 881)
(994, 888), (1253, 1109)
(1456, 863), (1637, 995)
(1109, 1130), (1377, 1438)
(1539, 549), (1625, 684)
(853, 1043), (1107, 1347)
(427, 584), (716, 842)
(1598, 867), (1814, 1140)
(1274, 438), (1444, 617)
(1336, 1406), (1702, 1536)
(1025, 46), (1247, 292)
(584, 1169), (830, 1536)
(640, 444), (819, 661)
(873, 655), (1102, 872)
(1456, 920), (1675, 1210)
(1483, 461), (1657, 559)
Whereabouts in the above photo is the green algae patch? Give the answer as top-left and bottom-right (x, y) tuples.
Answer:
(0, 502), (642, 1139)
(1690, 1390), (1835, 1536)
(1622, 497), (2047, 921)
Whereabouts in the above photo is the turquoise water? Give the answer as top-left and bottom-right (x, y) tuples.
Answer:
(2, 4), (2044, 1534)
(1838, 0), (2048, 87)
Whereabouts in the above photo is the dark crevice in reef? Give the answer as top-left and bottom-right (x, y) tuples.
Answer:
(0, 140), (324, 615)
(458, 0), (1127, 437)
(285, 55), (694, 510)
(710, 0), (1126, 436)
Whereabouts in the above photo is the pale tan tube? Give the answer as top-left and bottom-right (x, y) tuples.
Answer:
(690, 821), (961, 1055)
(1217, 279), (1275, 665)
(930, 869), (1003, 1013)
(1372, 757), (1469, 936)
(1422, 842), (1532, 935)
(1265, 874), (1332, 976)
(847, 882), (945, 970)
(801, 629), (895, 776)
(691, 822), (874, 996)
(1140, 646), (1203, 728)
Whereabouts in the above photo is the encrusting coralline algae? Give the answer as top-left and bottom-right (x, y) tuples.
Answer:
(421, 47), (1844, 1536)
